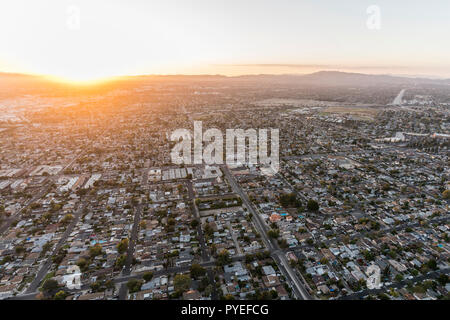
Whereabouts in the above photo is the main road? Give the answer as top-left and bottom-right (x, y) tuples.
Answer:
(221, 165), (312, 300)
(185, 180), (218, 299)
(391, 89), (406, 106)
(118, 202), (142, 300)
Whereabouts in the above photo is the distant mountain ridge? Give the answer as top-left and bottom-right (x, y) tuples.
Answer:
(231, 71), (450, 86)
(1, 70), (449, 86)
(133, 71), (450, 86)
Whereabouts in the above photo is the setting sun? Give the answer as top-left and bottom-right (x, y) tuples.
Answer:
(43, 72), (119, 86)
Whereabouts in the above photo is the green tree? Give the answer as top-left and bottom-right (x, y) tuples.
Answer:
(307, 199), (319, 212)
(117, 238), (129, 254)
(437, 274), (449, 286)
(54, 290), (67, 300)
(245, 254), (255, 263)
(426, 258), (438, 270)
(190, 219), (199, 228)
(115, 255), (126, 268)
(89, 244), (103, 257)
(278, 238), (288, 249)
(280, 193), (301, 208)
(267, 229), (279, 239)
(395, 274), (404, 282)
(126, 279), (143, 293)
(15, 245), (26, 255)
(190, 263), (206, 279)
(61, 214), (74, 224)
(143, 272), (154, 282)
(204, 223), (214, 237)
(167, 217), (175, 226)
(216, 249), (231, 266)
(76, 258), (88, 270)
(270, 289), (278, 299)
(443, 190), (450, 200)
(90, 281), (102, 292)
(174, 274), (191, 293)
(42, 279), (59, 294)
(362, 250), (374, 261)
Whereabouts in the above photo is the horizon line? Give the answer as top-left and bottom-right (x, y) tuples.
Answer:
(1, 70), (449, 82)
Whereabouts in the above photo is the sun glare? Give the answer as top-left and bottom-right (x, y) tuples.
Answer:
(43, 73), (119, 86)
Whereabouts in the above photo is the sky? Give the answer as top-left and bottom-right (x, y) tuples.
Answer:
(1, 0), (449, 82)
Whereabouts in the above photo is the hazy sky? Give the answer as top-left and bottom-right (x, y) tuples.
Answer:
(1, 0), (449, 81)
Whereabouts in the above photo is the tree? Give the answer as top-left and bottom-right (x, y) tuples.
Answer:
(174, 274), (191, 293)
(426, 258), (438, 270)
(437, 274), (449, 286)
(267, 229), (279, 239)
(278, 239), (288, 249)
(246, 255), (257, 265)
(76, 188), (88, 197)
(204, 223), (214, 237)
(0, 255), (12, 265)
(42, 279), (59, 294)
(190, 263), (206, 279)
(42, 242), (52, 254)
(216, 249), (231, 266)
(443, 190), (450, 200)
(307, 199), (319, 212)
(117, 238), (129, 254)
(90, 281), (102, 292)
(76, 258), (88, 271)
(89, 244), (103, 258)
(61, 214), (74, 224)
(54, 290), (67, 300)
(105, 280), (115, 290)
(280, 193), (301, 208)
(190, 219), (199, 228)
(363, 250), (375, 261)
(204, 284), (213, 297)
(270, 289), (278, 299)
(115, 255), (126, 268)
(42, 212), (52, 222)
(15, 245), (26, 255)
(126, 279), (142, 293)
(143, 272), (154, 282)
(395, 274), (404, 282)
